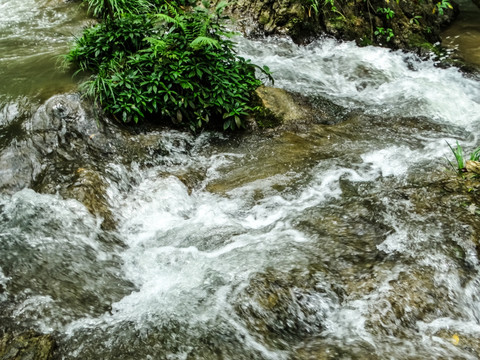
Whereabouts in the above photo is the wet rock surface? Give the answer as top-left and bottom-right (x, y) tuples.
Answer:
(0, 89), (348, 220)
(0, 94), (178, 229)
(253, 86), (349, 130)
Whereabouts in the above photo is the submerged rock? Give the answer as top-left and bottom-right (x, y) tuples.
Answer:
(234, 268), (339, 349)
(364, 268), (456, 338)
(433, 329), (480, 358)
(294, 340), (379, 360)
(404, 169), (480, 254)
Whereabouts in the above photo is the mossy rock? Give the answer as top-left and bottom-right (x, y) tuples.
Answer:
(225, 0), (322, 44)
(0, 331), (55, 360)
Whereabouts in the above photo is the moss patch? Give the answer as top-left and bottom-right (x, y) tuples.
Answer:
(0, 331), (55, 360)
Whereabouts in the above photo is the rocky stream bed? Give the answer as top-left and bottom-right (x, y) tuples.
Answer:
(1, 0), (480, 359)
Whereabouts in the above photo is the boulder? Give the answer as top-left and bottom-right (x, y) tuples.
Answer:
(253, 86), (348, 130)
(253, 86), (316, 127)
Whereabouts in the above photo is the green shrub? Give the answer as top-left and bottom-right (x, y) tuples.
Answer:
(67, 14), (155, 73)
(84, 0), (151, 19)
(66, 0), (273, 130)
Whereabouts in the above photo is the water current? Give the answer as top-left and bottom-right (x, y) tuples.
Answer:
(1, 1), (480, 359)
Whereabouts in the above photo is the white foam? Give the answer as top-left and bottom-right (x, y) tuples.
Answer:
(236, 36), (480, 128)
(0, 267), (8, 301)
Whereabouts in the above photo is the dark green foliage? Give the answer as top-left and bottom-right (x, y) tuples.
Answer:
(67, 1), (272, 130)
(67, 14), (155, 73)
(84, 0), (150, 19)
(82, 0), (196, 19)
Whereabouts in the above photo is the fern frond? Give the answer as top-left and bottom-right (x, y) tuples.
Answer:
(215, 1), (229, 14)
(190, 36), (220, 50)
(198, 18), (210, 37)
(144, 37), (168, 55)
(155, 13), (178, 25)
(144, 37), (166, 47)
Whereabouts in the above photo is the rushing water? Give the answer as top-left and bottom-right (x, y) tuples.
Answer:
(2, 1), (480, 359)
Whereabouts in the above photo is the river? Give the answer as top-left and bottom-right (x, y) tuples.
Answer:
(1, 1), (480, 359)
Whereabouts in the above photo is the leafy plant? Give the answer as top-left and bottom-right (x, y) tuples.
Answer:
(374, 26), (394, 42)
(83, 0), (151, 19)
(469, 146), (480, 161)
(409, 14), (422, 25)
(324, 0), (346, 19)
(307, 0), (319, 15)
(446, 141), (465, 171)
(433, 0), (453, 15)
(446, 141), (480, 177)
(67, 0), (273, 130)
(304, 0), (344, 19)
(377, 7), (395, 20)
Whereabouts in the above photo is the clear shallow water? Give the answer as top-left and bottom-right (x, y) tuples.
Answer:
(0, 0), (88, 100)
(2, 2), (480, 359)
(442, 0), (480, 66)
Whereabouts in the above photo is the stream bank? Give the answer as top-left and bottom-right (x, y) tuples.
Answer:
(226, 0), (459, 51)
